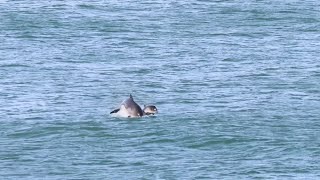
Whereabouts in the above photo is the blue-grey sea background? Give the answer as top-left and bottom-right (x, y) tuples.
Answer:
(1, 0), (320, 179)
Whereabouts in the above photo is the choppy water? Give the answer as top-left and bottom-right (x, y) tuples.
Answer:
(1, 0), (320, 179)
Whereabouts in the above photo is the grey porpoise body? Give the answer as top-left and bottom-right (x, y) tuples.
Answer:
(143, 105), (158, 115)
(110, 95), (157, 118)
(121, 95), (144, 117)
(110, 95), (143, 118)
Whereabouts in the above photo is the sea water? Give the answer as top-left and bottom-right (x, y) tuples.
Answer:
(1, 0), (320, 179)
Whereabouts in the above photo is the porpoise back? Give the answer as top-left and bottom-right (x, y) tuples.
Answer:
(120, 94), (143, 117)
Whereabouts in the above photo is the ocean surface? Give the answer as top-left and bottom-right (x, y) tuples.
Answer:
(1, 0), (320, 179)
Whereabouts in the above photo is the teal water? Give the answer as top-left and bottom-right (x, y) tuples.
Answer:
(1, 0), (320, 179)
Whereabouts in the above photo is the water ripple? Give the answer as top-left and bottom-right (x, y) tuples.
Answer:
(1, 0), (320, 179)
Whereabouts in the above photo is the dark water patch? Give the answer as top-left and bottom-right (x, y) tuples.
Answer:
(77, 4), (98, 10)
(1, 0), (320, 179)
(221, 58), (243, 62)
(185, 139), (237, 149)
(120, 67), (154, 75)
(141, 138), (177, 145)
(23, 116), (45, 121)
(5, 124), (70, 139)
(0, 63), (30, 68)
